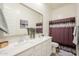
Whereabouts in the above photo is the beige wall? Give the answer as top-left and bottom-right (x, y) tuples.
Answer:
(51, 4), (76, 21)
(2, 3), (42, 36)
(76, 4), (79, 26)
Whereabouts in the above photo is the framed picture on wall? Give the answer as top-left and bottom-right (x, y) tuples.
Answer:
(20, 19), (28, 29)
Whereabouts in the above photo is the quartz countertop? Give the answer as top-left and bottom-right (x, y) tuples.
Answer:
(0, 36), (52, 56)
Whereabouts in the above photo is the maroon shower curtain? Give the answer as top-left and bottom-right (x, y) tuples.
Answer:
(50, 27), (74, 47)
(49, 17), (75, 48)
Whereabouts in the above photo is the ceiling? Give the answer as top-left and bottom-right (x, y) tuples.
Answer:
(45, 3), (72, 10)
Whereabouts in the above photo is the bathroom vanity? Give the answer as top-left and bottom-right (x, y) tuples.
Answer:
(0, 36), (52, 56)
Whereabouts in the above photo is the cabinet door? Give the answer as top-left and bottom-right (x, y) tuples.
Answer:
(17, 48), (34, 56)
(34, 44), (42, 56)
(41, 41), (47, 56)
(46, 39), (52, 56)
(41, 39), (52, 56)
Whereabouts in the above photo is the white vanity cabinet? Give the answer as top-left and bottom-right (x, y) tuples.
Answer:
(41, 39), (52, 56)
(34, 44), (42, 56)
(45, 39), (52, 56)
(0, 36), (52, 56)
(17, 48), (34, 56)
(16, 37), (52, 56)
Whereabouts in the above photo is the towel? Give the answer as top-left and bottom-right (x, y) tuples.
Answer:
(73, 26), (77, 45)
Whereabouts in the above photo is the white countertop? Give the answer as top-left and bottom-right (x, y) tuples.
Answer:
(0, 36), (52, 56)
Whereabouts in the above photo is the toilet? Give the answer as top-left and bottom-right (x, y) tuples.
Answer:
(51, 42), (59, 54)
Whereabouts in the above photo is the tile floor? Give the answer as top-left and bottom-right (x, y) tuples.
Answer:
(57, 50), (74, 56)
(51, 45), (76, 56)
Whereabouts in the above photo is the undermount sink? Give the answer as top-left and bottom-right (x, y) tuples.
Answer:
(11, 40), (28, 47)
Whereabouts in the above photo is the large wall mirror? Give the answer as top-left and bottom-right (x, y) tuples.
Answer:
(0, 3), (43, 36)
